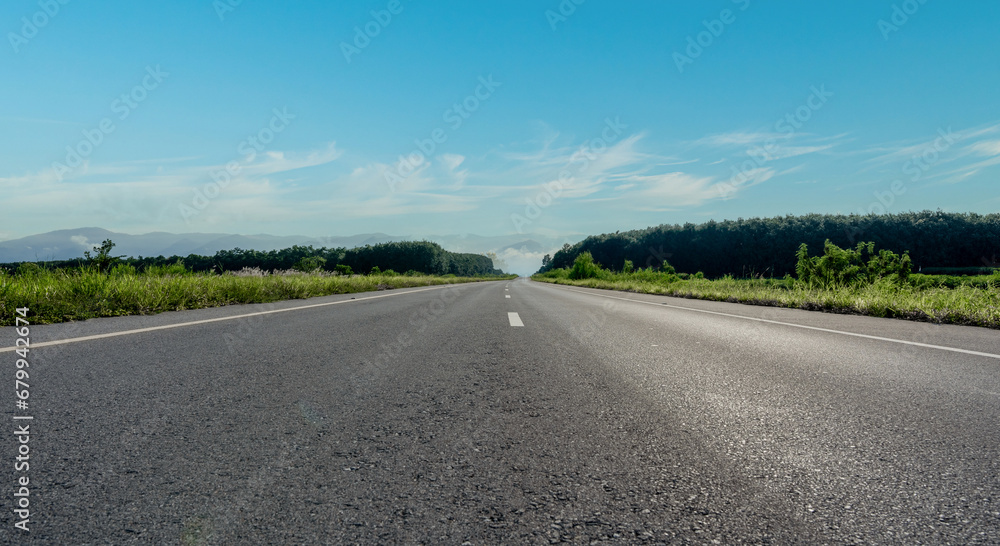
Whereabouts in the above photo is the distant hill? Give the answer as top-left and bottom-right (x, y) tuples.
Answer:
(0, 228), (577, 275)
(0, 229), (403, 263)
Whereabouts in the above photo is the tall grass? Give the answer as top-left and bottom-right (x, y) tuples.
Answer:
(534, 266), (1000, 329)
(0, 266), (514, 325)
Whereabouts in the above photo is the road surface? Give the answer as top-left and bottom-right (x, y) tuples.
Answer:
(2, 278), (999, 543)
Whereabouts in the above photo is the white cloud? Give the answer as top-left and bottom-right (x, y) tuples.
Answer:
(760, 144), (835, 160)
(971, 140), (1000, 157)
(439, 153), (465, 171)
(69, 235), (92, 249)
(696, 131), (783, 147)
(633, 172), (726, 208)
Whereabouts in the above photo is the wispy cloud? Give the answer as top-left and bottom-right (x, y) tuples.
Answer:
(6, 118), (1000, 240)
(633, 172), (726, 209)
(971, 140), (1000, 157)
(859, 123), (1000, 186)
(695, 131), (783, 147)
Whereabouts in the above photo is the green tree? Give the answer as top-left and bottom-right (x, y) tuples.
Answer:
(84, 239), (124, 273)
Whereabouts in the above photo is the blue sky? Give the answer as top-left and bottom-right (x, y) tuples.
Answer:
(3, 1), (1000, 258)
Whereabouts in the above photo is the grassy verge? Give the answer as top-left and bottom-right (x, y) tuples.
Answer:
(532, 270), (1000, 329)
(0, 267), (516, 326)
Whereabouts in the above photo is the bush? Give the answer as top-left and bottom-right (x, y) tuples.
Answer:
(537, 268), (570, 280)
(570, 252), (604, 280)
(16, 263), (44, 277)
(145, 261), (189, 276)
(622, 259), (634, 274)
(109, 263), (138, 277)
(796, 240), (911, 288)
(334, 264), (353, 276)
(369, 266), (381, 275)
(628, 267), (680, 284)
(293, 256), (326, 272)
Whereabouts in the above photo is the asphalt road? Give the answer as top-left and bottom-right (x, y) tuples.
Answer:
(2, 278), (999, 544)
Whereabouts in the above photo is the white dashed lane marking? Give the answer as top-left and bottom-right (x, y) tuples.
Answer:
(508, 312), (524, 327)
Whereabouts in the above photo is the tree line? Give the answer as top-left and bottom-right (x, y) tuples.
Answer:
(539, 211), (1000, 278)
(2, 240), (502, 277)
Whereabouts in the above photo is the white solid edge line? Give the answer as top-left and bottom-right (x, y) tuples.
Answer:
(542, 283), (1000, 361)
(0, 284), (460, 353)
(508, 312), (524, 327)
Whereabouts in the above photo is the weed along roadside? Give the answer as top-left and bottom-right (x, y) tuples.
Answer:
(534, 244), (1000, 329)
(0, 240), (515, 326)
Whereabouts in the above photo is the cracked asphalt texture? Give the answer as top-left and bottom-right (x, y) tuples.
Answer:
(2, 278), (999, 544)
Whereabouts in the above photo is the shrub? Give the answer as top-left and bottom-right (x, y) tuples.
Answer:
(109, 263), (138, 277)
(628, 267), (680, 284)
(293, 256), (326, 272)
(537, 268), (570, 280)
(369, 265), (381, 275)
(334, 264), (353, 276)
(16, 263), (43, 277)
(796, 240), (911, 288)
(569, 252), (603, 280)
(622, 259), (634, 274)
(145, 261), (189, 276)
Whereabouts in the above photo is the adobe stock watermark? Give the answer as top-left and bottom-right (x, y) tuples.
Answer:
(644, 245), (674, 270)
(51, 65), (169, 181)
(7, 0), (71, 53)
(510, 116), (627, 234)
(383, 74), (502, 191)
(673, 0), (750, 73)
(213, 0), (244, 22)
(878, 0), (929, 41)
(353, 284), (464, 388)
(845, 127), (958, 243)
(545, 0), (585, 31)
(179, 107), (295, 221)
(340, 0), (405, 63)
(718, 84), (833, 199)
(554, 246), (670, 354)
